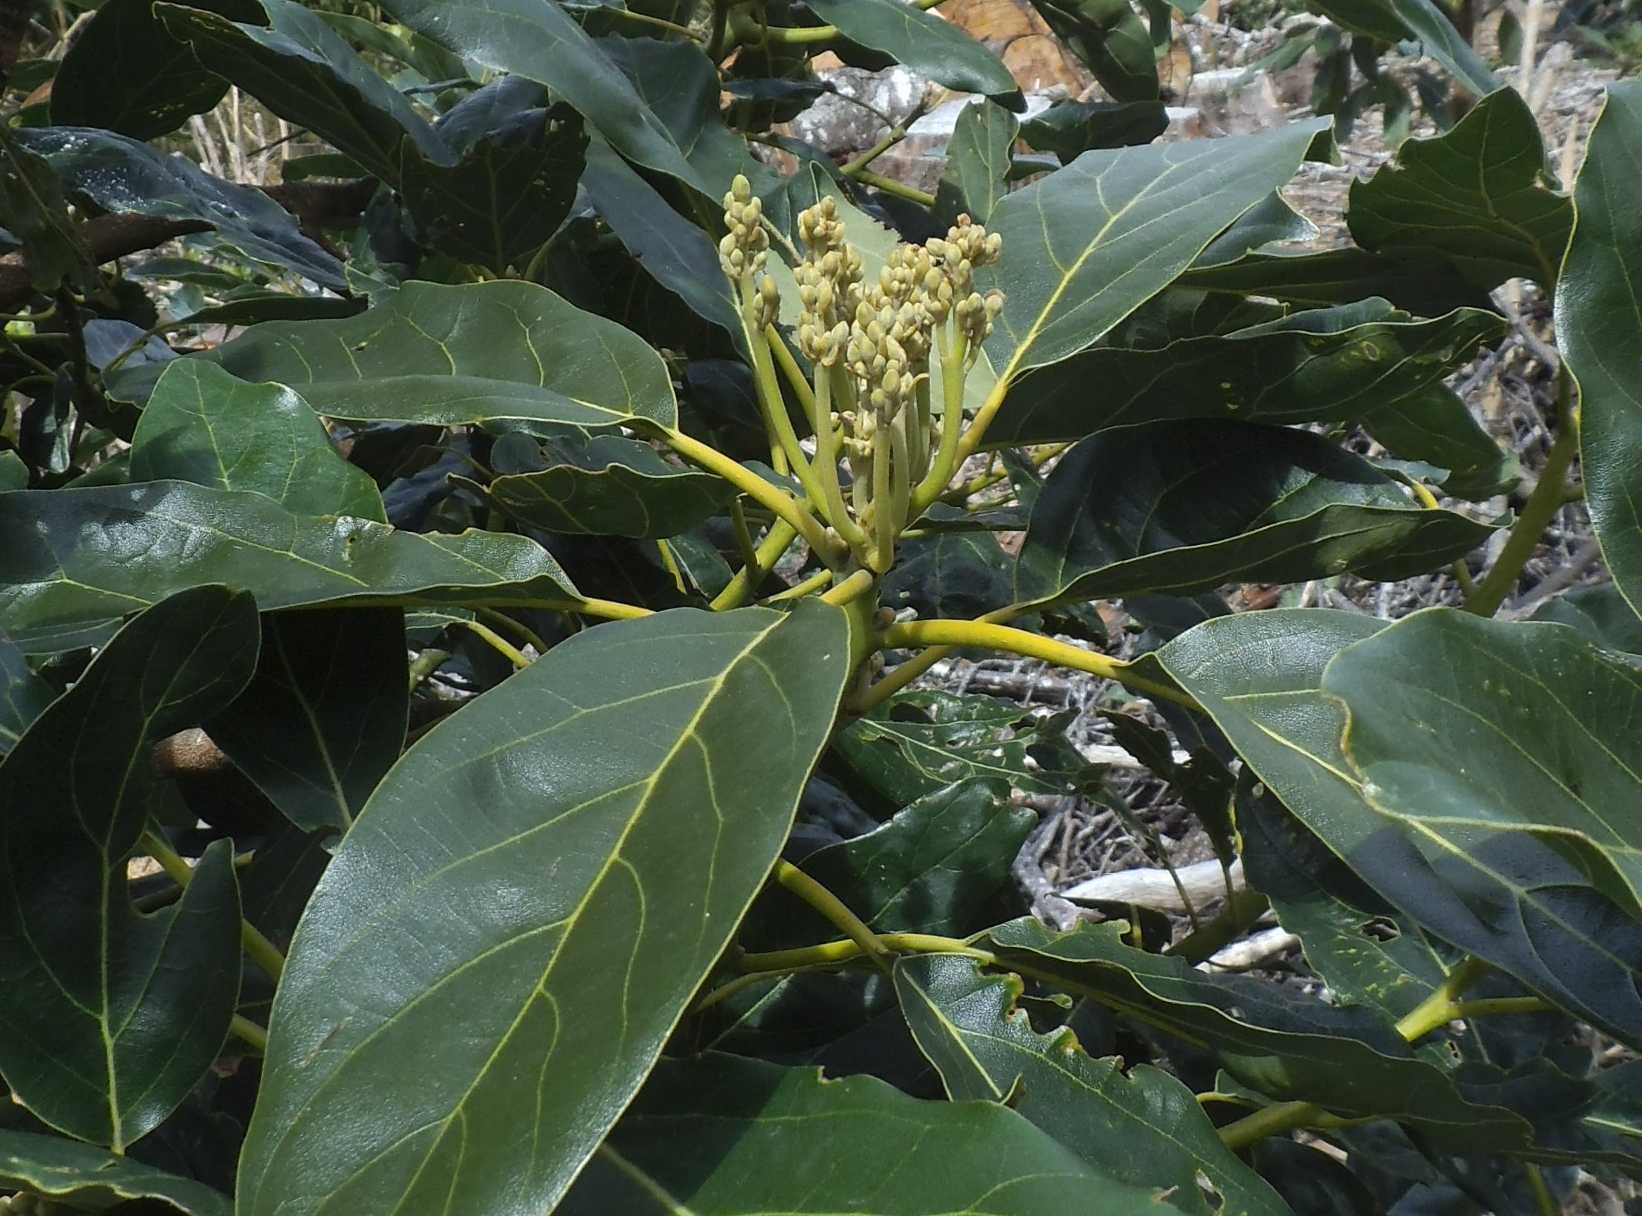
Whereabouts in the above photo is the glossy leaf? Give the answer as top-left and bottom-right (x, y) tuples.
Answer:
(0, 126), (90, 294)
(1348, 88), (1571, 288)
(0, 481), (578, 654)
(207, 608), (408, 834)
(1146, 608), (1642, 1050)
(1558, 80), (1642, 616)
(197, 280), (675, 429)
(16, 126), (344, 291)
(1029, 0), (1157, 103)
(806, 0), (1022, 108)
(1019, 98), (1169, 160)
(894, 954), (1290, 1216)
(580, 140), (742, 341)
(934, 100), (1020, 227)
(833, 690), (1091, 808)
(982, 118), (1329, 380)
(881, 521), (1015, 621)
(372, 0), (704, 188)
(130, 361), (385, 522)
(753, 779), (1033, 946)
(560, 1053), (1170, 1215)
(979, 918), (1532, 1146)
(988, 300), (1505, 446)
(51, 0), (258, 139)
(0, 1129), (232, 1215)
(236, 603), (851, 1216)
(1015, 420), (1495, 605)
(484, 431), (734, 538)
(0, 587), (251, 1148)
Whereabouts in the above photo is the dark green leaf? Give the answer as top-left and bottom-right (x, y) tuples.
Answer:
(1195, 192), (1318, 269)
(1307, 0), (1497, 95)
(1019, 98), (1169, 160)
(979, 917), (1532, 1146)
(164, 293), (369, 329)
(1348, 88), (1571, 288)
(51, 0), (259, 140)
(1358, 382), (1521, 500)
(1179, 247), (1494, 316)
(373, 0), (705, 188)
(16, 127), (344, 291)
(0, 452), (24, 491)
(805, 0), (1022, 107)
(987, 301), (1504, 446)
(1015, 420), (1495, 604)
(130, 361), (385, 522)
(833, 690), (1091, 808)
(982, 117), (1329, 378)
(1558, 81), (1642, 617)
(0, 126), (90, 294)
(0, 481), (578, 654)
(894, 954), (1290, 1216)
(207, 608), (408, 834)
(882, 520), (1015, 620)
(580, 140), (743, 341)
(755, 779), (1032, 945)
(1530, 584), (1642, 655)
(484, 431), (735, 538)
(1323, 609), (1642, 1037)
(561, 1053), (1171, 1214)
(1146, 608), (1642, 1052)
(236, 603), (851, 1216)
(1250, 1139), (1381, 1216)
(0, 587), (251, 1148)
(192, 280), (675, 429)
(0, 1130), (232, 1215)
(934, 100), (1020, 227)
(1029, 0), (1158, 102)
(0, 633), (52, 758)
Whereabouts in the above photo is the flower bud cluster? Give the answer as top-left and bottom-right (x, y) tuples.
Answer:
(717, 175), (769, 281)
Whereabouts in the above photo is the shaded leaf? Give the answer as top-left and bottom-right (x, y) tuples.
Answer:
(980, 917), (1532, 1147)
(51, 0), (259, 140)
(195, 280), (675, 429)
(1309, 0), (1497, 97)
(130, 361), (385, 522)
(1348, 88), (1571, 289)
(833, 689), (1092, 809)
(1531, 584), (1642, 655)
(1015, 420), (1495, 605)
(561, 1053), (1171, 1214)
(1029, 0), (1158, 102)
(0, 633), (52, 759)
(982, 118), (1329, 379)
(0, 126), (90, 294)
(0, 452), (24, 491)
(753, 779), (1033, 946)
(805, 0), (1022, 108)
(894, 954), (1290, 1216)
(1558, 81), (1642, 617)
(1195, 192), (1319, 269)
(1250, 1139), (1381, 1216)
(934, 100), (1020, 227)
(484, 430), (735, 538)
(373, 0), (704, 188)
(207, 608), (408, 834)
(1179, 247), (1494, 316)
(882, 519), (1015, 621)
(988, 300), (1504, 446)
(0, 1130), (232, 1215)
(16, 126), (344, 291)
(236, 603), (851, 1216)
(1019, 98), (1169, 160)
(0, 481), (578, 654)
(0, 587), (251, 1148)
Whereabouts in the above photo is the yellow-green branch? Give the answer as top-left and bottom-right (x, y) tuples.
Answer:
(667, 428), (845, 567)
(141, 829), (286, 983)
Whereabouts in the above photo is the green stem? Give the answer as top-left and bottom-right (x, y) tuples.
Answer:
(407, 647), (449, 691)
(712, 518), (799, 611)
(1218, 1100), (1324, 1152)
(474, 607), (547, 654)
(845, 167), (936, 208)
(853, 604), (1021, 712)
(881, 619), (1199, 709)
(871, 420), (894, 572)
(491, 595), (653, 622)
(812, 364), (869, 554)
(1394, 956), (1492, 1041)
(665, 428), (844, 567)
(1466, 405), (1580, 617)
(229, 1014), (269, 1053)
(730, 498), (762, 574)
(742, 282), (827, 510)
(774, 860), (893, 973)
(595, 7), (703, 38)
(820, 568), (875, 606)
(454, 619), (531, 669)
(141, 829), (286, 982)
(1525, 1164), (1559, 1216)
(840, 128), (906, 177)
(691, 962), (844, 1013)
(763, 567), (834, 603)
(911, 327), (969, 514)
(738, 931), (987, 974)
(765, 324), (818, 420)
